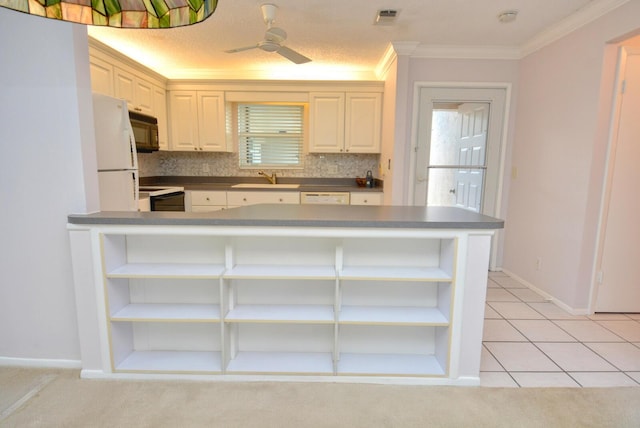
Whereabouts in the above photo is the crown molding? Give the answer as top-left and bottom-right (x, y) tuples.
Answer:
(374, 43), (398, 79)
(520, 0), (630, 57)
(389, 0), (629, 63)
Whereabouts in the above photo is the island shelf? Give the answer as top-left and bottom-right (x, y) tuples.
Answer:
(68, 205), (502, 385)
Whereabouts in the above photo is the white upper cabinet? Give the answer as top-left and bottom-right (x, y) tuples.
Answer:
(88, 44), (169, 149)
(89, 55), (114, 96)
(308, 93), (345, 153)
(153, 86), (169, 150)
(114, 68), (154, 116)
(309, 92), (381, 154)
(198, 91), (228, 152)
(345, 93), (382, 154)
(168, 90), (229, 152)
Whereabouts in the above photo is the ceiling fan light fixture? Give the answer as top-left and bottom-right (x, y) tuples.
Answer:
(375, 9), (398, 25)
(497, 10), (518, 23)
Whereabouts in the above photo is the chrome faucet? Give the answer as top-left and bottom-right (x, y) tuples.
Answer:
(258, 170), (277, 184)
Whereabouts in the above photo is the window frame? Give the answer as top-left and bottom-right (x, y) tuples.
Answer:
(233, 102), (308, 170)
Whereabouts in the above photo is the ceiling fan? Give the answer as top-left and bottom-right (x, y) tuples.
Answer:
(225, 3), (311, 64)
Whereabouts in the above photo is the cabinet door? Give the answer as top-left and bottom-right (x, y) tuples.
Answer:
(197, 91), (228, 152)
(168, 91), (199, 151)
(89, 56), (114, 96)
(350, 192), (384, 206)
(114, 69), (135, 108)
(153, 86), (169, 150)
(345, 93), (381, 153)
(308, 92), (345, 153)
(227, 191), (300, 206)
(134, 78), (154, 115)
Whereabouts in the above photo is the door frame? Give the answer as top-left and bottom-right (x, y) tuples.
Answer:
(589, 46), (640, 312)
(408, 82), (512, 270)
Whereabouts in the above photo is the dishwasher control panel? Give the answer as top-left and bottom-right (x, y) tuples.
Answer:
(300, 192), (350, 205)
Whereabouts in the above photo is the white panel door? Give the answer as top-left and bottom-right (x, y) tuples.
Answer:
(454, 103), (489, 212)
(596, 48), (640, 312)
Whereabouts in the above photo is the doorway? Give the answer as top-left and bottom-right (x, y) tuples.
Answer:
(594, 46), (640, 312)
(410, 85), (509, 268)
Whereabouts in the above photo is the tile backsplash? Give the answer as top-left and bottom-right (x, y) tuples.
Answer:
(138, 151), (380, 179)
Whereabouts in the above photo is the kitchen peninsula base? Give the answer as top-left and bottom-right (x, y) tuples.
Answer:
(68, 205), (503, 385)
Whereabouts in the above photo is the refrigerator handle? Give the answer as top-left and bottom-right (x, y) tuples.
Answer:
(127, 129), (139, 171)
(132, 171), (139, 211)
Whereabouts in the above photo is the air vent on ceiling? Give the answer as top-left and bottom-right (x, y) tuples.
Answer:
(375, 9), (398, 25)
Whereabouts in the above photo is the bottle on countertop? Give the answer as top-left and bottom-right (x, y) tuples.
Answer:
(365, 170), (373, 188)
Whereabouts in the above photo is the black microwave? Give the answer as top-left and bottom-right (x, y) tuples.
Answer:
(129, 111), (159, 153)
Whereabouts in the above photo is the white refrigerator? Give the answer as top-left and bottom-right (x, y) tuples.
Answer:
(93, 93), (139, 211)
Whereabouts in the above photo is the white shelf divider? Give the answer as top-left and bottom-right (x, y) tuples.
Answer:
(107, 263), (225, 278)
(337, 353), (446, 376)
(111, 303), (220, 322)
(339, 266), (452, 281)
(115, 350), (222, 373)
(339, 306), (449, 326)
(226, 351), (334, 374)
(225, 304), (334, 323)
(224, 264), (336, 279)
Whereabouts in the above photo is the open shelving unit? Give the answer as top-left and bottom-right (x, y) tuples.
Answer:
(96, 229), (458, 378)
(101, 234), (225, 373)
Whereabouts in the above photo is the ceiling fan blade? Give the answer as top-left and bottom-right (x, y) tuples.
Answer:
(277, 46), (311, 64)
(225, 45), (259, 53)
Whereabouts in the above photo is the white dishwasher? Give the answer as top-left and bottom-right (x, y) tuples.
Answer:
(300, 192), (350, 205)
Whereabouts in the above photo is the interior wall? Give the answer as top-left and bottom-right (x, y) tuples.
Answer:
(0, 9), (97, 362)
(503, 1), (640, 311)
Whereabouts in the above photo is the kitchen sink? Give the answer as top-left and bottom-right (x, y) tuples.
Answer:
(231, 183), (300, 189)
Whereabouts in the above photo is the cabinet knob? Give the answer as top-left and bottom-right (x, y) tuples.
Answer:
(206, 197), (210, 201)
(134, 107), (142, 112)
(364, 200), (368, 203)
(279, 198), (283, 202)
(243, 198), (247, 202)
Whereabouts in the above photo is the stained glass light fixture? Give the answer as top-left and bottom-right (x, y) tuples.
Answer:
(0, 0), (218, 28)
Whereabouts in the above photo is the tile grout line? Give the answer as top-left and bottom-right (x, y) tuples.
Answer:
(0, 374), (58, 422)
(483, 274), (640, 387)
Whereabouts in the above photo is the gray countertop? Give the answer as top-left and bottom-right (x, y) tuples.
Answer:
(139, 176), (383, 193)
(68, 205), (504, 229)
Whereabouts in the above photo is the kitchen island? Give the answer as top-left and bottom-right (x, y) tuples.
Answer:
(68, 205), (503, 385)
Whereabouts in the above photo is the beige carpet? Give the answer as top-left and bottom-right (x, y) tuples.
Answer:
(1, 367), (639, 427)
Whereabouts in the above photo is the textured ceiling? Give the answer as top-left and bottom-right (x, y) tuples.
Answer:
(87, 0), (624, 80)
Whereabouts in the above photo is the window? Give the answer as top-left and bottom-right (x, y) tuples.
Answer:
(237, 103), (305, 168)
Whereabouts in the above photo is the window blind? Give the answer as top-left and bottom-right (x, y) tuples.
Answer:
(238, 103), (304, 168)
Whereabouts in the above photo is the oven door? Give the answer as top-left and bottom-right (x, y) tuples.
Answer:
(150, 191), (185, 211)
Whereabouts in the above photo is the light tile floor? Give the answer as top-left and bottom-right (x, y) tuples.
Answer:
(480, 272), (640, 387)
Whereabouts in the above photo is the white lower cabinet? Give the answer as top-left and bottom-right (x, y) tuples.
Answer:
(227, 191), (300, 206)
(93, 230), (457, 379)
(350, 192), (384, 205)
(189, 190), (228, 212)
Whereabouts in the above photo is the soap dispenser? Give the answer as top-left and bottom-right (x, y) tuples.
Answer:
(365, 170), (373, 188)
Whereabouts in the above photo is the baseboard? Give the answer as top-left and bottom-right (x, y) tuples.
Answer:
(500, 269), (590, 315)
(0, 356), (81, 369)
